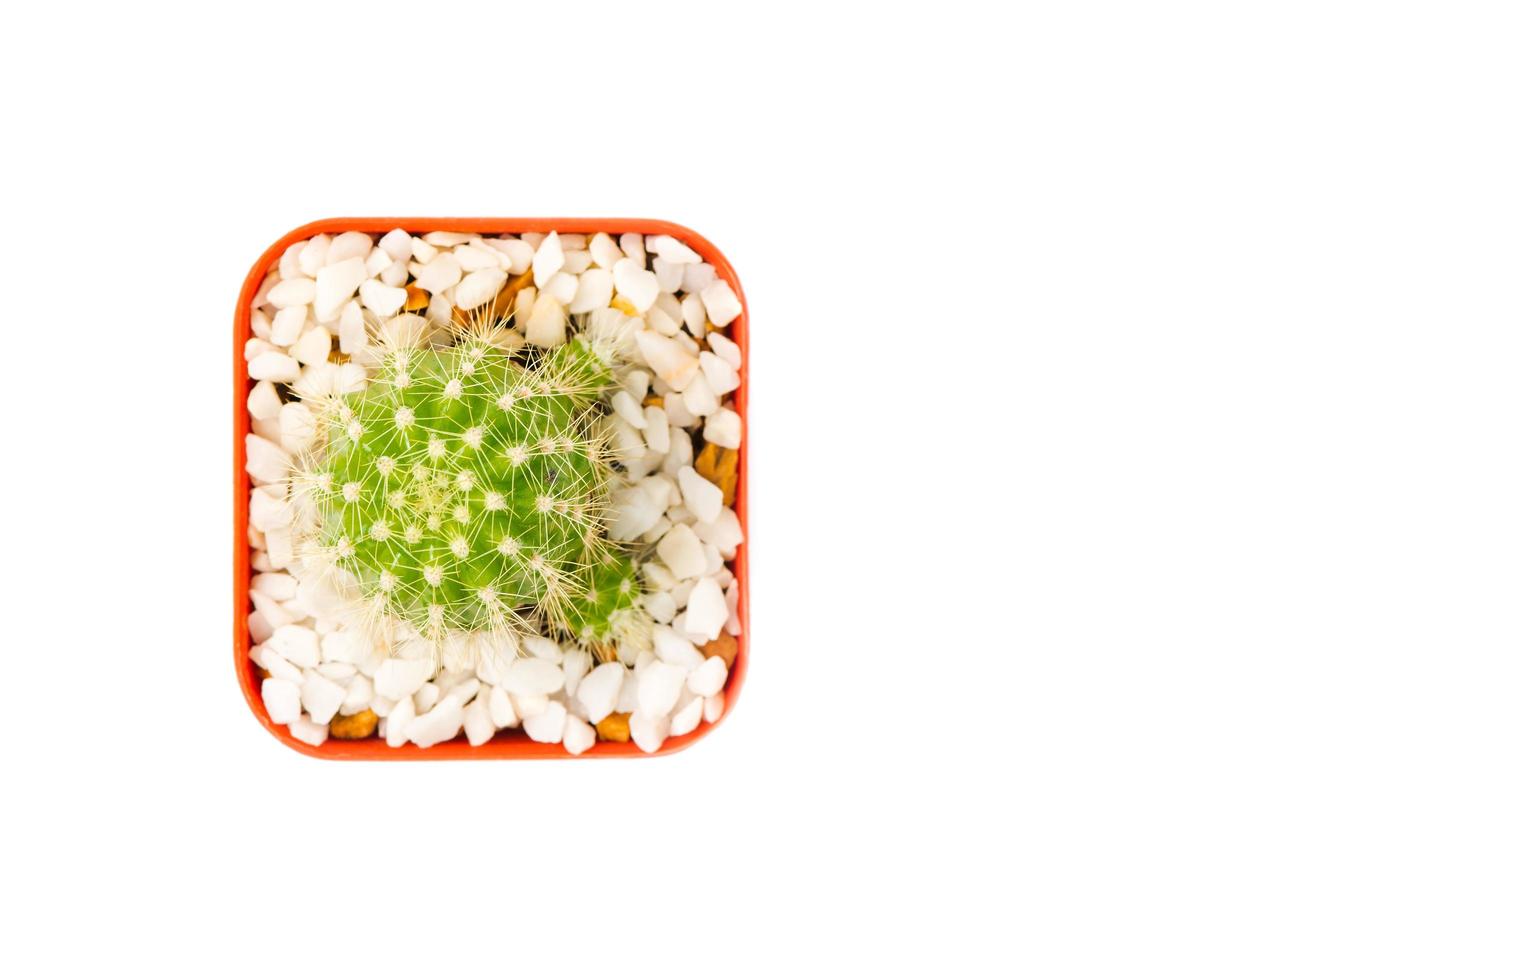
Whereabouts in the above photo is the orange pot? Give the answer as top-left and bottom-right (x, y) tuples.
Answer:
(234, 218), (749, 759)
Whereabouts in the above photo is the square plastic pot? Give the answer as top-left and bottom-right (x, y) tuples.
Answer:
(234, 217), (748, 759)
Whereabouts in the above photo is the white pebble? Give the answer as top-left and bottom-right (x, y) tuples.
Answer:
(646, 305), (681, 337)
(704, 692), (725, 723)
(291, 325), (331, 367)
(359, 279), (407, 317)
(367, 249), (394, 281)
(269, 305), (307, 346)
(620, 233), (646, 263)
(413, 682), (441, 713)
(638, 662), (686, 718)
(245, 434), (290, 485)
(681, 293), (706, 336)
(608, 483), (668, 541)
(576, 662), (625, 723)
(525, 293), (566, 348)
(463, 696), (495, 746)
(247, 381), (281, 421)
(543, 271), (579, 305)
(677, 466), (724, 522)
(251, 591), (293, 630)
(341, 674), (373, 714)
(410, 237), (438, 263)
(523, 635), (562, 661)
(415, 253), (462, 293)
(267, 277), (316, 308)
(652, 624), (704, 670)
(670, 696), (704, 737)
(250, 309), (276, 342)
(663, 392), (695, 428)
(407, 699), (465, 748)
(252, 570), (294, 600)
(500, 657), (563, 696)
(532, 231), (564, 288)
(523, 700), (567, 743)
(685, 578), (729, 640)
(258, 644), (302, 684)
(636, 329), (698, 392)
(682, 262), (718, 294)
(453, 244), (502, 271)
(514, 694), (549, 720)
(278, 243), (304, 280)
(484, 237), (534, 274)
(266, 624), (320, 668)
(656, 524), (708, 580)
(315, 628), (369, 665)
(373, 656), (435, 700)
(646, 235), (702, 264)
(266, 527), (294, 568)
(695, 507), (744, 555)
(365, 248), (393, 279)
(384, 697), (415, 747)
(315, 661), (356, 683)
(642, 405), (670, 454)
(424, 231), (471, 246)
(248, 487), (292, 532)
(589, 233), (622, 269)
(326, 231), (373, 265)
(624, 368), (652, 402)
(261, 678), (301, 724)
(380, 260), (408, 288)
(338, 300), (367, 353)
(642, 590), (677, 623)
(703, 407), (741, 449)
(653, 260), (684, 295)
(245, 337), (279, 362)
(454, 268), (507, 310)
(298, 236), (330, 275)
(443, 677), (480, 708)
(611, 258), (659, 313)
(489, 686), (517, 728)
(300, 673), (346, 724)
(569, 268), (613, 313)
(289, 717), (328, 746)
(698, 351), (740, 395)
(706, 332), (742, 368)
(616, 667), (641, 710)
(701, 280), (742, 326)
(682, 372), (720, 417)
(314, 257), (367, 321)
(629, 713), (667, 753)
(248, 351), (300, 383)
(611, 390), (646, 428)
(688, 657), (728, 698)
(277, 402), (316, 453)
(380, 229), (414, 262)
(563, 715), (597, 755)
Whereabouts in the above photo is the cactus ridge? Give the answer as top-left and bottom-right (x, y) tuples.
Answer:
(302, 328), (641, 646)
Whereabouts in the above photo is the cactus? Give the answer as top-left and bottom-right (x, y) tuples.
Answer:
(293, 321), (644, 648)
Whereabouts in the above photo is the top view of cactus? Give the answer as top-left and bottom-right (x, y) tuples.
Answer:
(243, 226), (745, 755)
(295, 321), (645, 648)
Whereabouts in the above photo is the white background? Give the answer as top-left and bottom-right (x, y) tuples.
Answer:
(3, 2), (1537, 976)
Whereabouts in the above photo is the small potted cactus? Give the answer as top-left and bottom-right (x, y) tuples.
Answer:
(236, 219), (748, 758)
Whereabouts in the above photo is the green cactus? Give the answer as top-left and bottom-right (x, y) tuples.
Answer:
(300, 328), (642, 646)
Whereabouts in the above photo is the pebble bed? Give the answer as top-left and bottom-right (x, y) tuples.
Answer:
(243, 228), (744, 754)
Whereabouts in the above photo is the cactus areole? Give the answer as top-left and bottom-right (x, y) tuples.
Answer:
(299, 328), (643, 647)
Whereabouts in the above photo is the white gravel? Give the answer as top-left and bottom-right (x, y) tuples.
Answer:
(245, 227), (743, 755)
